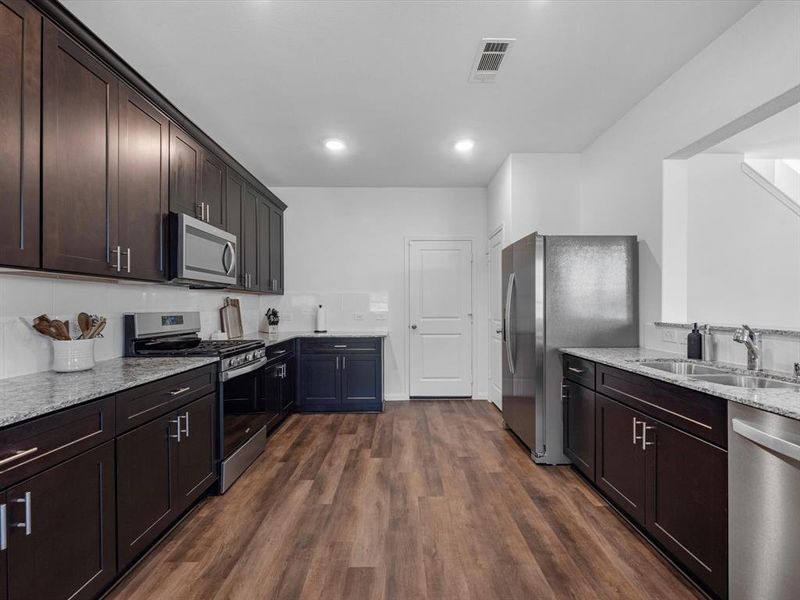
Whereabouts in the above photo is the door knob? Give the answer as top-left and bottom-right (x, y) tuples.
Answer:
(496, 328), (503, 334)
(411, 324), (417, 330)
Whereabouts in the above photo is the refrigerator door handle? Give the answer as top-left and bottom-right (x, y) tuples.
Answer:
(505, 272), (516, 375)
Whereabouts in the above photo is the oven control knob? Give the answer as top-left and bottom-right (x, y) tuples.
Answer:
(246, 352), (254, 362)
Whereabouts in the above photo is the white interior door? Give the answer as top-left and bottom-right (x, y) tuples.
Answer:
(409, 240), (473, 397)
(488, 228), (503, 408)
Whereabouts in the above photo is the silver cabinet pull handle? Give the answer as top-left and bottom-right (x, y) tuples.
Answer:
(198, 202), (205, 219)
(0, 503), (7, 550)
(0, 447), (38, 467)
(127, 247), (132, 272)
(111, 245), (121, 272)
(632, 418), (643, 445)
(336, 356), (339, 370)
(342, 356), (346, 369)
(170, 386), (191, 396)
(181, 412), (190, 437)
(334, 344), (347, 348)
(12, 492), (31, 535)
(568, 366), (586, 374)
(643, 423), (656, 450)
(170, 418), (182, 442)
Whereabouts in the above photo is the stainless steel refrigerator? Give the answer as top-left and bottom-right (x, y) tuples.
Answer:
(502, 233), (638, 464)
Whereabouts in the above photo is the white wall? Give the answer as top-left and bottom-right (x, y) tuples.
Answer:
(269, 187), (488, 401)
(578, 0), (800, 349)
(685, 153), (800, 328)
(487, 153), (581, 246)
(0, 273), (264, 379)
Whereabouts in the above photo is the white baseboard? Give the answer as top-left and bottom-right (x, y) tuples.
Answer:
(384, 394), (488, 402)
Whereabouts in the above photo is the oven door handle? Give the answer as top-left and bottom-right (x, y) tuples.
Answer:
(219, 357), (268, 382)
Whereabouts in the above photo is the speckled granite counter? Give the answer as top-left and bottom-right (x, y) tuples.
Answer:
(0, 356), (218, 428)
(246, 330), (388, 348)
(559, 347), (800, 420)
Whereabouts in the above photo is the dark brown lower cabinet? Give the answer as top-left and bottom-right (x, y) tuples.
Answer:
(646, 419), (728, 598)
(563, 380), (595, 480)
(116, 412), (178, 570)
(116, 393), (216, 570)
(6, 441), (116, 600)
(595, 394), (647, 526)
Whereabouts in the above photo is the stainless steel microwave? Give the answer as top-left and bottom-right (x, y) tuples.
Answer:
(170, 213), (237, 287)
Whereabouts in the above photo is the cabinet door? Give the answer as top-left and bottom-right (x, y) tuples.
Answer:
(257, 196), (272, 292)
(169, 124), (201, 219)
(645, 420), (727, 598)
(0, 491), (6, 600)
(241, 188), (260, 290)
(269, 205), (284, 294)
(298, 355), (340, 410)
(116, 413), (178, 570)
(595, 394), (646, 525)
(264, 363), (284, 432)
(564, 380), (595, 481)
(118, 84), (169, 281)
(281, 357), (296, 411)
(225, 169), (245, 288)
(200, 149), (225, 229)
(341, 354), (381, 410)
(42, 21), (119, 276)
(7, 441), (116, 600)
(0, 0), (40, 268)
(176, 394), (217, 511)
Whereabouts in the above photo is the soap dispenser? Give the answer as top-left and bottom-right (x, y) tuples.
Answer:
(687, 323), (702, 359)
(314, 304), (327, 333)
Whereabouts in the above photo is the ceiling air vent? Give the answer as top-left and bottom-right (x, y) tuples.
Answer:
(469, 38), (515, 83)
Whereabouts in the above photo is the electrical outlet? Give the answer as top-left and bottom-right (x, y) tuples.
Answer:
(354, 312), (364, 321)
(662, 329), (677, 343)
(375, 313), (387, 321)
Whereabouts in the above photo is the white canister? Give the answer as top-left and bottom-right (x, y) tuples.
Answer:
(52, 339), (96, 372)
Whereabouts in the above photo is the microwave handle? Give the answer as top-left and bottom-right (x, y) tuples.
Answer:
(223, 242), (236, 275)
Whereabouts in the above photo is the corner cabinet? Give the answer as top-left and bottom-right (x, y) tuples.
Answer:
(0, 0), (41, 269)
(562, 355), (728, 599)
(297, 338), (384, 412)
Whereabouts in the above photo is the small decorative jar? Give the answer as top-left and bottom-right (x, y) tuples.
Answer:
(268, 324), (279, 340)
(52, 339), (96, 372)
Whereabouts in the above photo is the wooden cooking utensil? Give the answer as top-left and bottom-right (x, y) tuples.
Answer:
(78, 312), (91, 339)
(88, 319), (106, 339)
(50, 319), (71, 341)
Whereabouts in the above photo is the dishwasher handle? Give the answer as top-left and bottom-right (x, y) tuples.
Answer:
(732, 418), (800, 463)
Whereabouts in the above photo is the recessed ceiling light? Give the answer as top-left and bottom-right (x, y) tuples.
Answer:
(324, 139), (346, 151)
(454, 139), (474, 152)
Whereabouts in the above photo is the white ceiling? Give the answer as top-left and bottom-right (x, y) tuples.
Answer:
(63, 0), (758, 187)
(708, 103), (800, 158)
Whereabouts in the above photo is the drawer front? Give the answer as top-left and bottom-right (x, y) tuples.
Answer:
(266, 340), (295, 362)
(0, 396), (115, 489)
(300, 337), (381, 354)
(563, 354), (596, 389)
(116, 365), (216, 434)
(597, 364), (727, 448)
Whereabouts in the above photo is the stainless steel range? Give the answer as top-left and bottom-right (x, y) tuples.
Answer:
(124, 311), (268, 492)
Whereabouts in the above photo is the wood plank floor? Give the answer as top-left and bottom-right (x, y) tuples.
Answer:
(108, 401), (700, 600)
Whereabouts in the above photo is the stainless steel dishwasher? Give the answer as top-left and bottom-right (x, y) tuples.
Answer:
(729, 402), (800, 600)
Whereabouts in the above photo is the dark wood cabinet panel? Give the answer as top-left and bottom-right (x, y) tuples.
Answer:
(7, 441), (116, 600)
(0, 0), (40, 268)
(116, 413), (177, 570)
(257, 196), (272, 292)
(242, 188), (260, 290)
(169, 124), (201, 219)
(175, 393), (216, 511)
(225, 168), (245, 289)
(298, 355), (340, 409)
(341, 354), (381, 408)
(118, 84), (169, 281)
(0, 491), (6, 600)
(563, 380), (595, 481)
(646, 420), (727, 598)
(563, 354), (595, 389)
(42, 20), (119, 276)
(200, 149), (225, 229)
(595, 394), (646, 525)
(269, 205), (284, 294)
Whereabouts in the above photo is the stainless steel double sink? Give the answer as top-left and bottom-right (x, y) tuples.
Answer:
(637, 360), (800, 390)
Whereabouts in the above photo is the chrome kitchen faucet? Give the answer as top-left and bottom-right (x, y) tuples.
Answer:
(733, 325), (762, 371)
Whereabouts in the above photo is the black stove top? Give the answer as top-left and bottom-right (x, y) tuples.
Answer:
(136, 338), (264, 358)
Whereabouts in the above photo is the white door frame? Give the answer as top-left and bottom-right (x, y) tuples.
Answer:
(487, 224), (504, 408)
(404, 235), (476, 399)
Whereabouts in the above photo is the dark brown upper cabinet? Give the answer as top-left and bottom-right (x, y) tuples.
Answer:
(42, 19), (120, 276)
(269, 204), (284, 293)
(169, 124), (225, 228)
(117, 84), (169, 281)
(225, 167), (245, 289)
(242, 186), (261, 291)
(0, 0), (40, 269)
(257, 194), (272, 292)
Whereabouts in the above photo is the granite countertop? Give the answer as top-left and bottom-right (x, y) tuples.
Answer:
(559, 347), (800, 420)
(0, 356), (219, 429)
(245, 330), (388, 348)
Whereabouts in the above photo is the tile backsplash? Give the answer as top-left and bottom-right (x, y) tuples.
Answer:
(0, 274), (391, 380)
